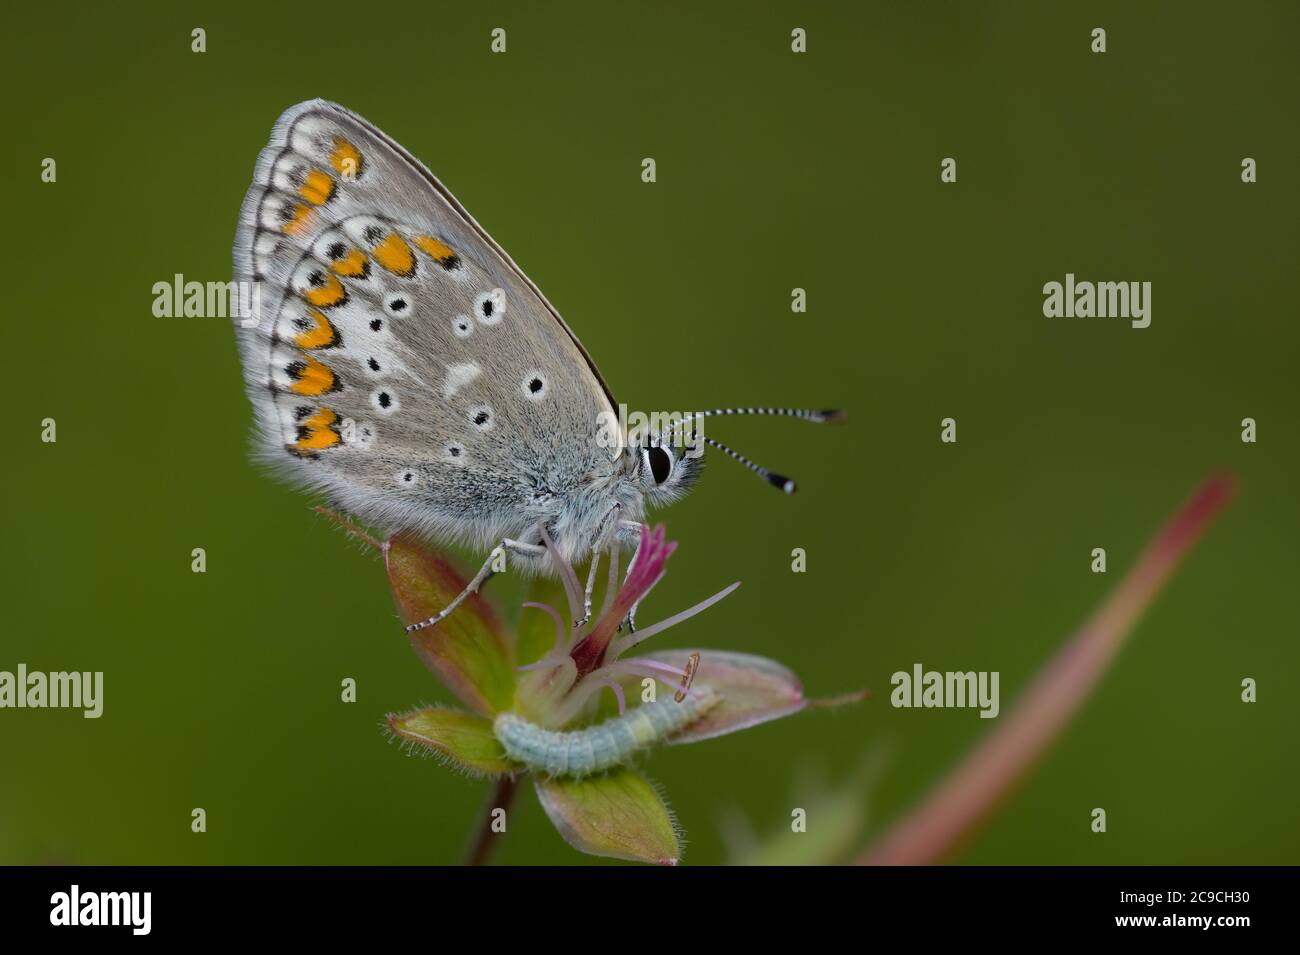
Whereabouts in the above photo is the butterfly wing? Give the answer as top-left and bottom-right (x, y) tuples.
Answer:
(232, 100), (619, 548)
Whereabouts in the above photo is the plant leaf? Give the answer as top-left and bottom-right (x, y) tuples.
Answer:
(633, 650), (811, 743)
(534, 768), (681, 865)
(385, 535), (515, 716)
(387, 706), (520, 777)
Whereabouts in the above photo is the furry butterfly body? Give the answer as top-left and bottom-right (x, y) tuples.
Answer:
(232, 101), (840, 629)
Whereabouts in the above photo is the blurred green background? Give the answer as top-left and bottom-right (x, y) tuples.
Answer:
(4, 1), (1297, 865)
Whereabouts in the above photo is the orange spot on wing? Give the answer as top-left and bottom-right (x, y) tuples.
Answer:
(301, 272), (346, 308)
(289, 356), (337, 396)
(329, 248), (369, 278)
(293, 309), (339, 349)
(330, 139), (363, 179)
(303, 408), (337, 430)
(294, 407), (341, 453)
(298, 169), (335, 205)
(372, 233), (415, 276)
(282, 202), (314, 236)
(414, 234), (457, 266)
(298, 430), (340, 451)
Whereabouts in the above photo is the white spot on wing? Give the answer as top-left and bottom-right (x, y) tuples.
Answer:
(383, 292), (411, 316)
(443, 362), (482, 399)
(370, 387), (400, 415)
(520, 370), (548, 401)
(289, 116), (336, 157)
(473, 288), (506, 326)
(253, 232), (279, 274)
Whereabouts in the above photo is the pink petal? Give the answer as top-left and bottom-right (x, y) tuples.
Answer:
(635, 650), (811, 743)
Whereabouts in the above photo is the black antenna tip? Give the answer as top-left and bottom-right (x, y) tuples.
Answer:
(767, 473), (797, 494)
(819, 409), (848, 423)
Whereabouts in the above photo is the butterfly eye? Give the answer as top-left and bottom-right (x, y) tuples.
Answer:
(645, 445), (674, 485)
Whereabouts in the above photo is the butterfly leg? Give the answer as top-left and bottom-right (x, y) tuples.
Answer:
(615, 520), (648, 633)
(404, 538), (546, 633)
(576, 551), (602, 629)
(575, 503), (624, 628)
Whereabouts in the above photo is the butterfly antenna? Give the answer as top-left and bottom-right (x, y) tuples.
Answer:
(673, 407), (846, 427)
(703, 436), (797, 494)
(666, 407), (844, 493)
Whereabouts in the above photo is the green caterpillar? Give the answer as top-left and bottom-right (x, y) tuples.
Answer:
(494, 688), (720, 777)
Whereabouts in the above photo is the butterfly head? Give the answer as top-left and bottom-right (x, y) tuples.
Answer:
(618, 402), (842, 509)
(633, 430), (703, 506)
(627, 407), (847, 504)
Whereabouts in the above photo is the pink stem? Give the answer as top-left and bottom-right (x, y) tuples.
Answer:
(539, 525), (583, 626)
(603, 681), (627, 715)
(620, 660), (690, 678)
(610, 582), (741, 659)
(860, 472), (1235, 866)
(522, 601), (567, 654)
(615, 664), (695, 696)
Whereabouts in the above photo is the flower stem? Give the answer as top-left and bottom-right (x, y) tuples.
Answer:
(463, 775), (519, 866)
(858, 472), (1234, 865)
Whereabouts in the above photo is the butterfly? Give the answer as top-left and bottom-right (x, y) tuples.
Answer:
(231, 100), (843, 633)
